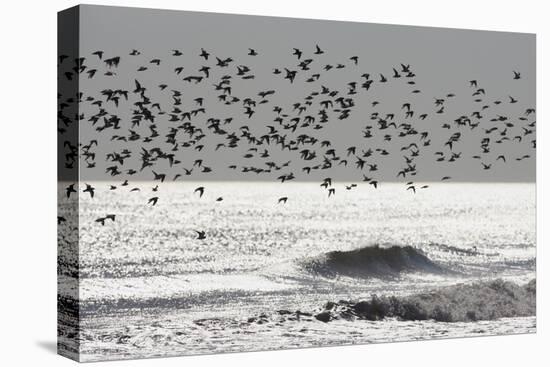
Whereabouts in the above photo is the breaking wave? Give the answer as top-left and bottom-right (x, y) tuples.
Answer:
(314, 279), (536, 322)
(301, 245), (450, 279)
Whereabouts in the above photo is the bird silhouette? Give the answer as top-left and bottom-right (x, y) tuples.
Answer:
(83, 184), (95, 198)
(194, 187), (205, 198)
(195, 230), (207, 240)
(66, 184), (77, 198)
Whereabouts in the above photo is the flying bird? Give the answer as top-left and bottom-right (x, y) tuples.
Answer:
(194, 187), (205, 198)
(83, 184), (95, 198)
(95, 217), (107, 226)
(66, 184), (77, 198)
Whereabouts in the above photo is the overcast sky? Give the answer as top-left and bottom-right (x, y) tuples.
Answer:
(60, 5), (535, 182)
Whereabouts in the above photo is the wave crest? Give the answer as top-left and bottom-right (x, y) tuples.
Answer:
(302, 245), (448, 278)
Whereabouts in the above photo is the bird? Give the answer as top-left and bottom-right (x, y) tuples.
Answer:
(95, 217), (107, 225)
(152, 171), (166, 182)
(83, 184), (95, 198)
(194, 187), (205, 198)
(148, 197), (159, 206)
(292, 48), (302, 59)
(200, 48), (210, 60)
(195, 230), (206, 240)
(284, 68), (297, 83)
(65, 184), (76, 198)
(92, 50), (103, 59)
(104, 56), (121, 67)
(278, 197), (288, 204)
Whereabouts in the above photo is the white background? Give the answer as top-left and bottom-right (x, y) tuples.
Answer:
(0, 0), (547, 365)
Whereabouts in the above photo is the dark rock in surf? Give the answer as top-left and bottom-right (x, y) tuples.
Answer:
(277, 309), (292, 315)
(352, 296), (388, 321)
(315, 311), (331, 322)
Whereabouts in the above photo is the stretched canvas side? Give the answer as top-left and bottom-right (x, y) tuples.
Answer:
(57, 5), (81, 362)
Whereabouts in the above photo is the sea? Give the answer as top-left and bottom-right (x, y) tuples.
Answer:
(57, 182), (536, 361)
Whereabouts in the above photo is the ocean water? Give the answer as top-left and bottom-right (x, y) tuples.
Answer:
(58, 182), (536, 361)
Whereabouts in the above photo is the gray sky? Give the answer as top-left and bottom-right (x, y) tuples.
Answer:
(61, 5), (536, 182)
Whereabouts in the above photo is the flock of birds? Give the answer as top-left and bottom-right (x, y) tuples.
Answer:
(57, 44), (535, 238)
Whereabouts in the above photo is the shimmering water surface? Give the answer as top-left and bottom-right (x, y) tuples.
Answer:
(58, 182), (535, 361)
